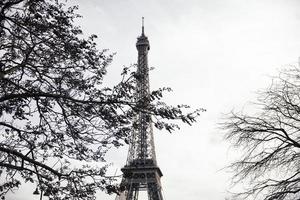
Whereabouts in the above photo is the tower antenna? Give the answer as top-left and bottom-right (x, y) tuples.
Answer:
(142, 17), (145, 35)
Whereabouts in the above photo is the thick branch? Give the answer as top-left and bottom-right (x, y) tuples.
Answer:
(0, 145), (62, 177)
(0, 162), (51, 181)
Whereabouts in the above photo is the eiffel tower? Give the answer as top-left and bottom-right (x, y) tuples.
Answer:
(116, 18), (164, 200)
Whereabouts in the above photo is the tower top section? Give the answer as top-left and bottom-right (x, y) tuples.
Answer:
(136, 17), (150, 51)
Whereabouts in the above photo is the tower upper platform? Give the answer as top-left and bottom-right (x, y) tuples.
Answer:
(136, 18), (150, 51)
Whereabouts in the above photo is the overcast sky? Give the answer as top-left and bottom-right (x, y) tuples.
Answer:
(8, 0), (300, 200)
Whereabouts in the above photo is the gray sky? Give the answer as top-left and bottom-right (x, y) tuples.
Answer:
(8, 0), (300, 200)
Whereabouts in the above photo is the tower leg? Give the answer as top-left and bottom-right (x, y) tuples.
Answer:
(133, 187), (139, 200)
(126, 183), (139, 200)
(147, 183), (163, 200)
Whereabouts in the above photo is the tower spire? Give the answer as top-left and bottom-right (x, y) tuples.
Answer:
(142, 17), (145, 35)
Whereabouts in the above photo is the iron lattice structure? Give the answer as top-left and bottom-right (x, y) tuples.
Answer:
(116, 22), (164, 200)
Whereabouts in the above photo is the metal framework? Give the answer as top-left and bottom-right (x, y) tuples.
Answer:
(116, 20), (164, 200)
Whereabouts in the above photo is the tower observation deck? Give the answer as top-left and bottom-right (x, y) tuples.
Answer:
(116, 18), (164, 200)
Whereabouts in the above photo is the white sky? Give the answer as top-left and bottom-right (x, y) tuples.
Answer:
(8, 0), (300, 200)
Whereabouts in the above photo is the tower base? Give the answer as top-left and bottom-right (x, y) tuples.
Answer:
(116, 159), (164, 200)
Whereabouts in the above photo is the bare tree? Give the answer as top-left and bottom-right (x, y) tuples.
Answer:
(223, 64), (300, 200)
(0, 0), (203, 199)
